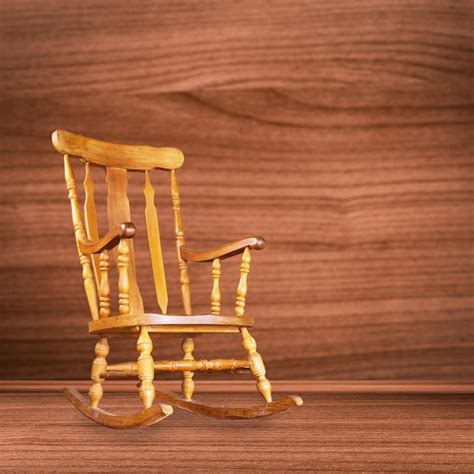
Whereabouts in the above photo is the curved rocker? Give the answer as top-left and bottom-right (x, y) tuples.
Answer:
(154, 386), (303, 419)
(64, 387), (174, 429)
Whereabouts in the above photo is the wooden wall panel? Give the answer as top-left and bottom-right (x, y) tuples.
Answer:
(0, 0), (472, 380)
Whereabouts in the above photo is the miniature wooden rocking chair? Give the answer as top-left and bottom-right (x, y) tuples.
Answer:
(52, 129), (302, 429)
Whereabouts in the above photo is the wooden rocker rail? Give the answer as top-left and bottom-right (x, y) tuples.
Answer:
(153, 387), (303, 420)
(63, 387), (173, 429)
(64, 385), (303, 425)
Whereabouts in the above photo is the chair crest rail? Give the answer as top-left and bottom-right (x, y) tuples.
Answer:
(53, 129), (184, 170)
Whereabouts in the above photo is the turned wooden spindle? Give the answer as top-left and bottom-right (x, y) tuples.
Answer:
(235, 247), (251, 317)
(211, 258), (221, 315)
(83, 162), (101, 287)
(171, 170), (191, 315)
(181, 337), (195, 400)
(171, 170), (195, 400)
(118, 239), (130, 315)
(99, 250), (111, 319)
(241, 328), (272, 403)
(137, 326), (155, 409)
(105, 358), (250, 376)
(64, 155), (99, 321)
(89, 337), (109, 408)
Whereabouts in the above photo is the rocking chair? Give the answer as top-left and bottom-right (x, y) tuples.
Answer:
(52, 129), (303, 429)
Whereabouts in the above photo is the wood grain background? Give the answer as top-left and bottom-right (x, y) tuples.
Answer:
(0, 0), (473, 380)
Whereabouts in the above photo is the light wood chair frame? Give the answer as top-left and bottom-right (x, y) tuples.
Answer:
(52, 129), (302, 429)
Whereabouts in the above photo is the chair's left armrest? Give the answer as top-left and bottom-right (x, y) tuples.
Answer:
(78, 222), (136, 255)
(180, 236), (266, 262)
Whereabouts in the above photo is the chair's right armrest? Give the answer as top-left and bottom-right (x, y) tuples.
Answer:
(78, 222), (136, 255)
(180, 235), (266, 262)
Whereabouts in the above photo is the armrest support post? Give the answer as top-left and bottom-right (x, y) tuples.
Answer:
(98, 250), (111, 319)
(235, 247), (251, 317)
(118, 239), (131, 315)
(210, 258), (222, 315)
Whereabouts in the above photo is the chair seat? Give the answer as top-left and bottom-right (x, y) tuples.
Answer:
(89, 313), (254, 336)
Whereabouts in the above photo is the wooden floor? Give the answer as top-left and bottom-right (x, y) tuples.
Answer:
(1, 386), (473, 472)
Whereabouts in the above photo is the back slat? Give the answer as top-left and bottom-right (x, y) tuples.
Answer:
(106, 167), (144, 315)
(83, 162), (101, 287)
(144, 171), (168, 314)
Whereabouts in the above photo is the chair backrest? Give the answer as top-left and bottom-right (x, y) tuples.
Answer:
(52, 129), (191, 319)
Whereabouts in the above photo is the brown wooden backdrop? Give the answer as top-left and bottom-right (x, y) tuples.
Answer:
(0, 0), (473, 380)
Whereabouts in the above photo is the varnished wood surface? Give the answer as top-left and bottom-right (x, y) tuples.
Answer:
(0, 0), (473, 380)
(0, 389), (472, 471)
(52, 130), (184, 170)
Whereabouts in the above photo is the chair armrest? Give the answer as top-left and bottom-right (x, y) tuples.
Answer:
(78, 222), (136, 255)
(180, 236), (266, 262)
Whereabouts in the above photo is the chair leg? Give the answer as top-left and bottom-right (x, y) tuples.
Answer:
(137, 326), (155, 410)
(181, 337), (195, 400)
(240, 328), (272, 403)
(89, 337), (109, 408)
